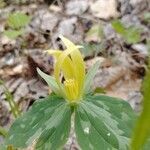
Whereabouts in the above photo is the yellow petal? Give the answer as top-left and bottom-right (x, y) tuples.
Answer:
(54, 49), (76, 85)
(46, 50), (62, 55)
(47, 36), (85, 101)
(70, 48), (85, 97)
(47, 49), (75, 80)
(60, 36), (85, 98)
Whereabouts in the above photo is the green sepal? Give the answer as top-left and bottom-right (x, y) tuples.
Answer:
(37, 68), (61, 96)
(84, 61), (100, 94)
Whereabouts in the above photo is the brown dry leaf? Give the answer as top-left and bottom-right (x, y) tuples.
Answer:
(93, 66), (126, 89)
(93, 65), (142, 108)
(0, 64), (24, 78)
(27, 49), (53, 76)
(106, 73), (142, 100)
(86, 56), (107, 69)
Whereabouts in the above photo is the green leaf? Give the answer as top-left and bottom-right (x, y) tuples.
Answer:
(5, 95), (71, 149)
(0, 145), (7, 150)
(37, 68), (61, 96)
(3, 29), (24, 39)
(84, 61), (100, 94)
(7, 12), (30, 29)
(112, 20), (141, 44)
(131, 69), (150, 150)
(143, 139), (150, 150)
(124, 27), (141, 44)
(0, 145), (16, 150)
(35, 106), (71, 150)
(112, 20), (126, 34)
(75, 95), (136, 150)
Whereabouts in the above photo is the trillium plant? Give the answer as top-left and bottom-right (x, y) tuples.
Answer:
(5, 36), (136, 150)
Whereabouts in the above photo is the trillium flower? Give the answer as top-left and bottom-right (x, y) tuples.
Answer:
(47, 36), (85, 102)
(37, 36), (100, 103)
(6, 38), (136, 150)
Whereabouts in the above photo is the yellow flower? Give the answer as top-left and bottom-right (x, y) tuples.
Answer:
(37, 36), (99, 103)
(47, 36), (85, 103)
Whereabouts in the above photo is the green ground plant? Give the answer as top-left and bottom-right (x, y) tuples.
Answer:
(3, 12), (31, 39)
(111, 20), (141, 44)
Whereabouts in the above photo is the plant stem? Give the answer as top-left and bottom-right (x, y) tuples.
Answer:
(4, 89), (20, 118)
(0, 80), (20, 118)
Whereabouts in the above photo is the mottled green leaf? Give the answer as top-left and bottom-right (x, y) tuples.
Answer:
(7, 12), (30, 29)
(35, 107), (71, 150)
(75, 95), (136, 150)
(0, 145), (7, 150)
(5, 95), (71, 149)
(143, 139), (150, 150)
(0, 145), (16, 150)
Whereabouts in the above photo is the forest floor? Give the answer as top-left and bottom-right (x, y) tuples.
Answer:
(0, 0), (150, 149)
